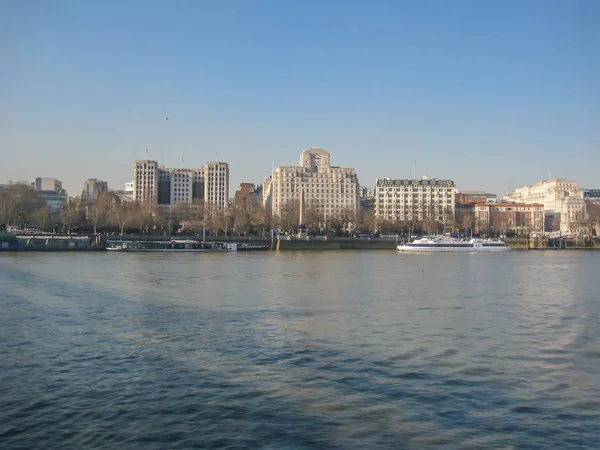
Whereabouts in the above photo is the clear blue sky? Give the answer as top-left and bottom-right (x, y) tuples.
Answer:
(1, 0), (599, 196)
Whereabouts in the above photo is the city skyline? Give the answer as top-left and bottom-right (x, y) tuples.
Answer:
(2, 147), (600, 199)
(1, 1), (599, 195)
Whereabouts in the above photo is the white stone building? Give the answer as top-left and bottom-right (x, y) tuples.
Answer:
(203, 161), (229, 209)
(132, 159), (229, 209)
(502, 178), (585, 232)
(263, 148), (359, 220)
(374, 177), (456, 224)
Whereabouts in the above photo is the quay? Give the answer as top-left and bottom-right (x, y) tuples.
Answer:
(1, 233), (598, 252)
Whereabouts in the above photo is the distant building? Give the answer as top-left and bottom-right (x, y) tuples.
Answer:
(502, 179), (585, 232)
(583, 189), (600, 205)
(203, 161), (229, 209)
(262, 177), (273, 214)
(34, 178), (62, 192)
(263, 148), (360, 221)
(359, 186), (373, 198)
(81, 178), (108, 201)
(32, 177), (68, 213)
(234, 183), (260, 209)
(132, 159), (228, 209)
(375, 176), (456, 223)
(456, 191), (496, 206)
(359, 185), (374, 213)
(469, 203), (545, 234)
(108, 182), (135, 202)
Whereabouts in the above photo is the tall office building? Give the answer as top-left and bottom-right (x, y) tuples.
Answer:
(374, 176), (456, 223)
(133, 160), (159, 204)
(263, 148), (360, 220)
(132, 159), (227, 209)
(203, 161), (229, 209)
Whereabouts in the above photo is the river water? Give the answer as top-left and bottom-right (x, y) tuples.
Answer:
(1, 251), (599, 449)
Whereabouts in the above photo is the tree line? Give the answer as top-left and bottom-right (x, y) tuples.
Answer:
(2, 184), (599, 236)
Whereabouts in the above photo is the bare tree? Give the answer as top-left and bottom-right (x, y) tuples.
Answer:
(0, 189), (16, 230)
(490, 210), (511, 236)
(60, 198), (85, 234)
(203, 203), (220, 235)
(87, 192), (112, 234)
(31, 206), (51, 232)
(109, 200), (139, 235)
(585, 202), (600, 236)
(138, 204), (163, 235)
(170, 202), (192, 234)
(340, 207), (358, 233)
(356, 210), (375, 233)
(456, 208), (475, 232)
(305, 204), (323, 234)
(327, 212), (345, 236)
(250, 204), (271, 236)
(276, 200), (300, 234)
(0, 184), (45, 228)
(234, 207), (251, 236)
(443, 207), (455, 232)
(189, 198), (205, 234)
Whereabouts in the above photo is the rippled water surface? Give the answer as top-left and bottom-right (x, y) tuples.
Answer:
(1, 251), (599, 449)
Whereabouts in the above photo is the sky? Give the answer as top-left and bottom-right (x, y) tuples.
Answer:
(1, 0), (599, 197)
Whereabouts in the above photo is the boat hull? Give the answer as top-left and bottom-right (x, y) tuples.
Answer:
(106, 241), (238, 252)
(106, 248), (236, 252)
(397, 245), (510, 252)
(238, 245), (270, 251)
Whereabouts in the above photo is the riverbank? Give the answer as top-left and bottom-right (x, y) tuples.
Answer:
(2, 233), (598, 252)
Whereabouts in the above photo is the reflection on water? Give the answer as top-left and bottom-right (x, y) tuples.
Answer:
(1, 251), (599, 448)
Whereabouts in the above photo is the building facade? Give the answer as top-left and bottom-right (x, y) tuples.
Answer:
(132, 160), (228, 209)
(456, 191), (497, 206)
(469, 203), (544, 234)
(81, 178), (108, 201)
(203, 162), (229, 209)
(32, 177), (68, 213)
(502, 178), (585, 232)
(263, 148), (359, 220)
(374, 177), (456, 223)
(234, 183), (260, 209)
(133, 160), (159, 204)
(583, 189), (600, 205)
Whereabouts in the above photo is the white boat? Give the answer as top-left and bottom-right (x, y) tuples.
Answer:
(397, 235), (511, 252)
(107, 239), (238, 252)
